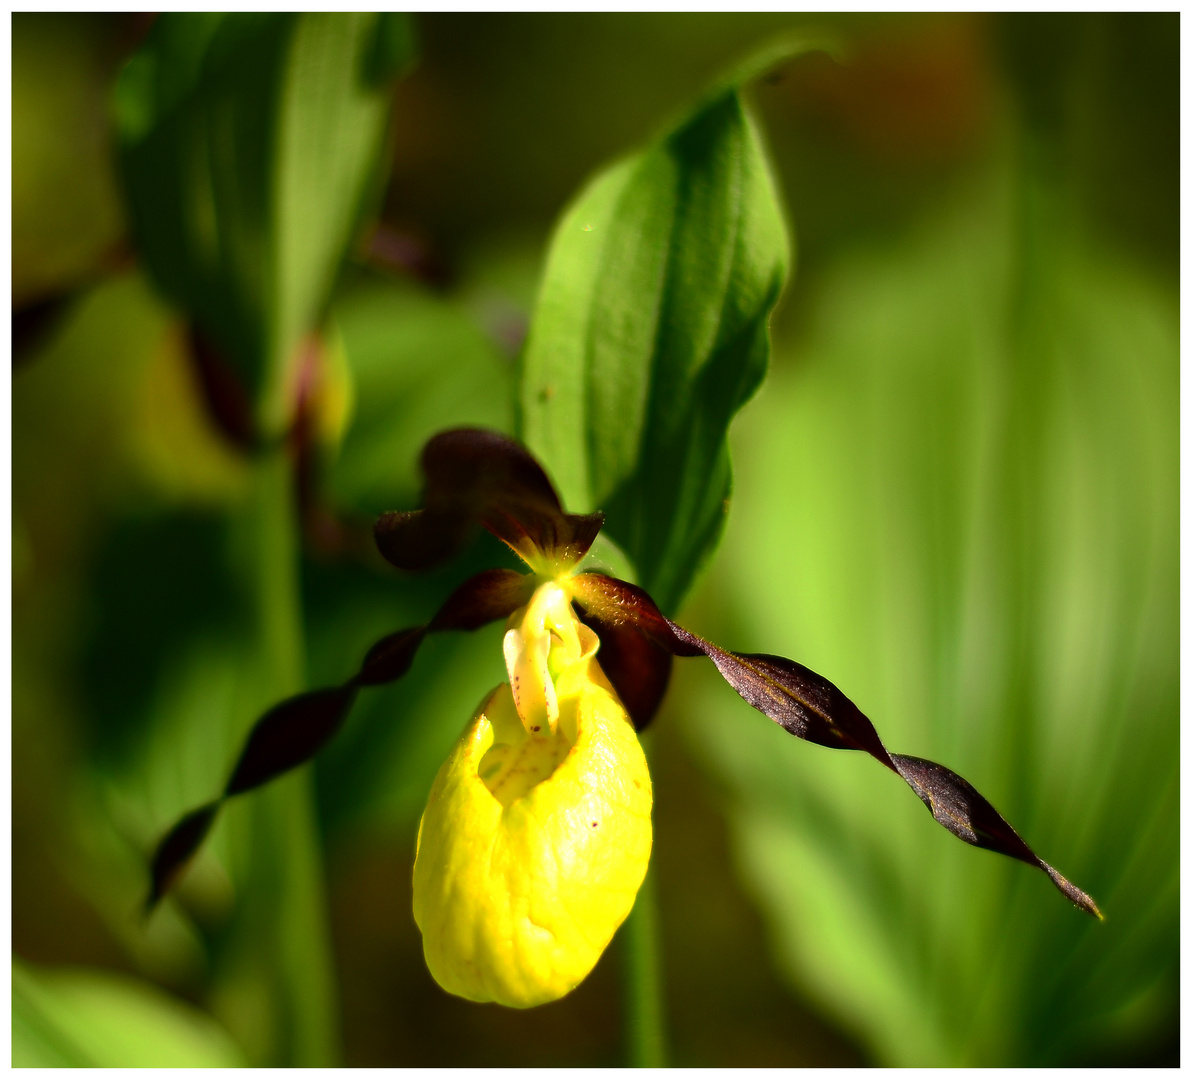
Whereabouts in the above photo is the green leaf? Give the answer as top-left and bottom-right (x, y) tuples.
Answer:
(518, 54), (799, 613)
(681, 158), (1177, 1064)
(326, 276), (516, 517)
(115, 13), (411, 434)
(363, 12), (419, 88)
(12, 959), (245, 1067)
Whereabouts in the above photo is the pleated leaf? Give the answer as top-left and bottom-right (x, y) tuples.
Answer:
(519, 58), (796, 613)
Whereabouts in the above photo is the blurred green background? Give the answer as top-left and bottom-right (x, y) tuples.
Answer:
(12, 12), (1177, 1067)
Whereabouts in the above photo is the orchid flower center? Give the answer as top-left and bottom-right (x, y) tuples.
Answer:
(478, 579), (599, 807)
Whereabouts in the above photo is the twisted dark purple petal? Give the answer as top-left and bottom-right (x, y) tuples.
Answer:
(146, 566), (533, 910)
(573, 571), (1101, 919)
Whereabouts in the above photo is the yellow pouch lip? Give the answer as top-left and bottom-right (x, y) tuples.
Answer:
(413, 664), (652, 1008)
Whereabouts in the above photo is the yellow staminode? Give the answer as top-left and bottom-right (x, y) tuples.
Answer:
(413, 579), (653, 1008)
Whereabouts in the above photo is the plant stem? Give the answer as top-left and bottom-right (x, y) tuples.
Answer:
(245, 450), (340, 1066)
(623, 737), (668, 1067)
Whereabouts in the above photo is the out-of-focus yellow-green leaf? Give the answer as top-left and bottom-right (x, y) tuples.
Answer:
(12, 959), (245, 1067)
(13, 273), (248, 539)
(115, 13), (412, 433)
(12, 14), (125, 306)
(680, 157), (1177, 1065)
(12, 274), (246, 639)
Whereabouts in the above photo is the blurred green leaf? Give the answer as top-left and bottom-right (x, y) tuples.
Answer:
(115, 13), (411, 432)
(518, 60), (794, 612)
(12, 959), (245, 1067)
(363, 12), (419, 87)
(681, 155), (1177, 1064)
(81, 513), (246, 768)
(327, 275), (515, 516)
(70, 501), (339, 1065)
(13, 272), (248, 543)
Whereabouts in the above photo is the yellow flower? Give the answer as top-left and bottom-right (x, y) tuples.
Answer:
(147, 426), (1101, 979)
(412, 579), (652, 1008)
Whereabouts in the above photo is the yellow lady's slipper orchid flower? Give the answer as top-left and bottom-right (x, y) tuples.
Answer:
(147, 426), (1100, 986)
(413, 580), (652, 1007)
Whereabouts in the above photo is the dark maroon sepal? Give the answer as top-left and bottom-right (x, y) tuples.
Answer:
(374, 507), (474, 572)
(374, 429), (604, 571)
(660, 619), (1102, 919)
(516, 510), (604, 573)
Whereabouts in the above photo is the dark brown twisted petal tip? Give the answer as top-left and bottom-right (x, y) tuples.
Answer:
(572, 568), (1099, 919)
